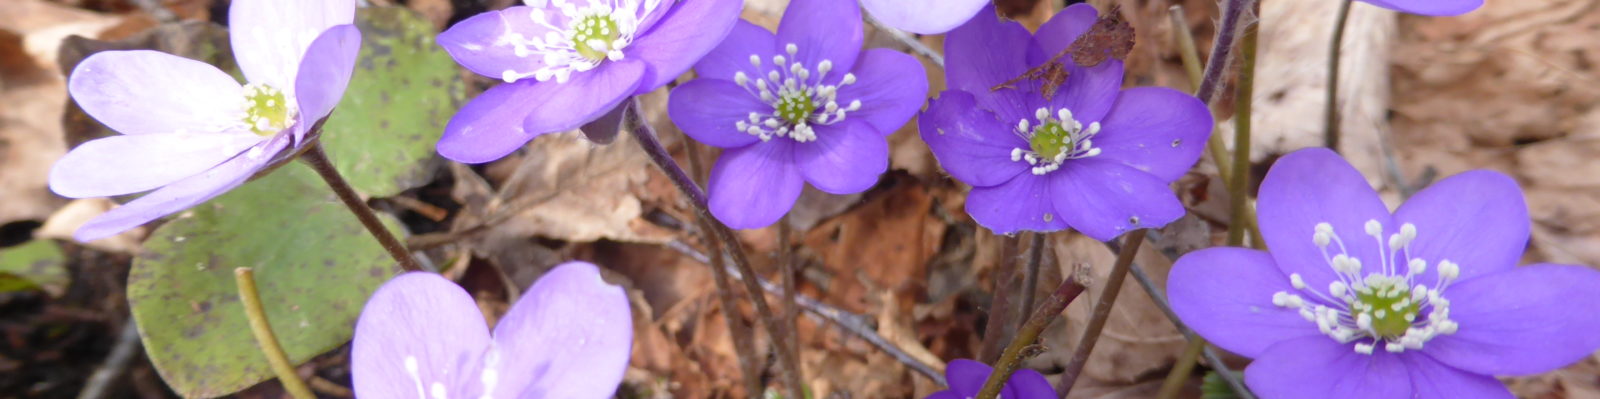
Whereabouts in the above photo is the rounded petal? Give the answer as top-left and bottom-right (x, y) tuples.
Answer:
(708, 140), (803, 229)
(1393, 170), (1528, 284)
(67, 50), (244, 136)
(924, 391), (964, 399)
(293, 24), (362, 142)
(1422, 265), (1600, 376)
(1049, 159), (1185, 242)
(490, 262), (633, 399)
(1168, 247), (1323, 358)
(229, 0), (356, 87)
(1032, 3), (1099, 58)
(1403, 354), (1514, 399)
(1043, 60), (1123, 125)
(691, 21), (777, 85)
(1092, 87), (1212, 182)
(1358, 0), (1483, 16)
(626, 0), (743, 92)
(73, 135), (291, 242)
(49, 131), (265, 198)
(520, 61), (647, 134)
(918, 91), (1028, 187)
(666, 79), (766, 149)
(1244, 336), (1412, 398)
(944, 359), (991, 397)
(1007, 368), (1056, 399)
(945, 5), (1036, 124)
(438, 81), (545, 164)
(1257, 148), (1393, 300)
(352, 273), (492, 399)
(437, 6), (564, 81)
(775, 0), (863, 82)
(794, 120), (888, 194)
(966, 174), (1065, 234)
(834, 49), (929, 135)
(860, 0), (989, 35)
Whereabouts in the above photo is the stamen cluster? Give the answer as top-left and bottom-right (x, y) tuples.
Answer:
(241, 83), (296, 136)
(498, 0), (662, 83)
(1008, 107), (1101, 175)
(730, 44), (860, 143)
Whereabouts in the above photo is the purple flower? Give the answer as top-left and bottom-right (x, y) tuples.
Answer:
(926, 359), (1054, 399)
(666, 0), (929, 229)
(48, 0), (361, 242)
(353, 261), (633, 398)
(919, 4), (1212, 241)
(1360, 0), (1481, 16)
(860, 0), (989, 35)
(435, 0), (742, 163)
(1168, 148), (1600, 398)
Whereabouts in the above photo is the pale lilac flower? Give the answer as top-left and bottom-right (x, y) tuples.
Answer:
(919, 4), (1212, 241)
(435, 0), (742, 163)
(926, 359), (1054, 399)
(666, 0), (928, 229)
(48, 0), (361, 242)
(1360, 0), (1481, 16)
(1168, 148), (1600, 398)
(353, 261), (633, 398)
(860, 0), (989, 35)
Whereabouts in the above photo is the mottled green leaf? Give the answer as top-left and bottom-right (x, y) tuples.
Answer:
(0, 240), (69, 296)
(128, 163), (400, 398)
(320, 7), (464, 197)
(1202, 370), (1246, 399)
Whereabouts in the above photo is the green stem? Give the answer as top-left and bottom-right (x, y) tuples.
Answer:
(234, 268), (315, 399)
(1325, 0), (1355, 152)
(973, 257), (1090, 399)
(1156, 337), (1208, 399)
(1171, 4), (1264, 248)
(301, 141), (422, 272)
(1227, 8), (1261, 248)
(1017, 233), (1048, 325)
(978, 235), (1024, 363)
(1056, 229), (1149, 397)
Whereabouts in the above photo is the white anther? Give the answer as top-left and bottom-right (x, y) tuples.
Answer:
(1290, 273), (1306, 290)
(1035, 107), (1050, 120)
(841, 73), (857, 85)
(817, 60), (832, 75)
(750, 54), (762, 66)
(734, 71), (749, 86)
(1018, 119), (1030, 132)
(1407, 259), (1426, 275)
(1365, 219), (1383, 237)
(1354, 343), (1375, 354)
(1314, 230), (1331, 247)
(1329, 281), (1348, 298)
(1385, 342), (1405, 353)
(1011, 148), (1024, 162)
(1438, 260), (1460, 281)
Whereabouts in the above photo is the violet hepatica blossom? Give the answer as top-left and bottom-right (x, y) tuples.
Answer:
(860, 0), (989, 35)
(48, 0), (360, 242)
(1360, 0), (1481, 17)
(926, 359), (1054, 399)
(666, 0), (928, 229)
(919, 4), (1211, 241)
(353, 261), (632, 398)
(435, 0), (741, 163)
(1168, 148), (1600, 398)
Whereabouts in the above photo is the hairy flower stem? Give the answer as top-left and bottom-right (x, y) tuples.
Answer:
(778, 215), (802, 389)
(1171, 4), (1263, 246)
(301, 141), (422, 272)
(234, 267), (315, 399)
(684, 137), (765, 396)
(1196, 0), (1259, 104)
(974, 261), (1089, 399)
(1056, 229), (1148, 397)
(624, 100), (805, 398)
(1228, 9), (1261, 248)
(979, 235), (1024, 363)
(1017, 233), (1048, 325)
(1324, 0), (1354, 152)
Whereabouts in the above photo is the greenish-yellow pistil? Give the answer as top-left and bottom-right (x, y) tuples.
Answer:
(242, 83), (292, 136)
(1029, 122), (1070, 160)
(571, 14), (620, 61)
(776, 93), (816, 125)
(1350, 276), (1420, 338)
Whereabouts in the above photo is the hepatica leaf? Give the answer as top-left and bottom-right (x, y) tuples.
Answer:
(128, 163), (400, 397)
(320, 7), (464, 197)
(0, 240), (69, 297)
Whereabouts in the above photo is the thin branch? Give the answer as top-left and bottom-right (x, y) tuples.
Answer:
(685, 135), (765, 396)
(979, 235), (1024, 363)
(235, 268), (315, 399)
(75, 321), (142, 399)
(1057, 229), (1148, 397)
(301, 141), (422, 272)
(864, 13), (944, 67)
(975, 270), (1088, 399)
(1324, 0), (1355, 153)
(1017, 233), (1048, 326)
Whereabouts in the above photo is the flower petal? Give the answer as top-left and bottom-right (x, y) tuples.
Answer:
(1168, 247), (1323, 358)
(1007, 368), (1056, 398)
(945, 5), (1036, 124)
(1031, 3), (1098, 58)
(437, 81), (544, 164)
(49, 131), (265, 198)
(834, 48), (929, 135)
(794, 120), (888, 194)
(1358, 0), (1483, 16)
(490, 262), (633, 398)
(1049, 159), (1185, 241)
(775, 0), (863, 81)
(229, 0), (355, 87)
(437, 6), (563, 81)
(708, 140), (803, 229)
(966, 174), (1065, 234)
(352, 272), (492, 399)
(1245, 336), (1412, 398)
(67, 50), (244, 136)
(944, 359), (990, 397)
(667, 79), (767, 149)
(1257, 148), (1393, 300)
(918, 91), (1029, 187)
(293, 24), (362, 143)
(691, 21), (777, 85)
(1392, 170), (1527, 284)
(1403, 354), (1513, 399)
(1421, 264), (1600, 376)
(625, 0), (743, 92)
(1044, 60), (1124, 126)
(73, 135), (290, 242)
(860, 0), (989, 35)
(1091, 87), (1212, 182)
(520, 61), (647, 134)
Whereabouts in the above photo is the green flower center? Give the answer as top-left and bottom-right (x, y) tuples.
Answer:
(1349, 275), (1422, 338)
(1029, 122), (1071, 160)
(242, 84), (293, 136)
(775, 92), (816, 125)
(571, 14), (620, 61)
